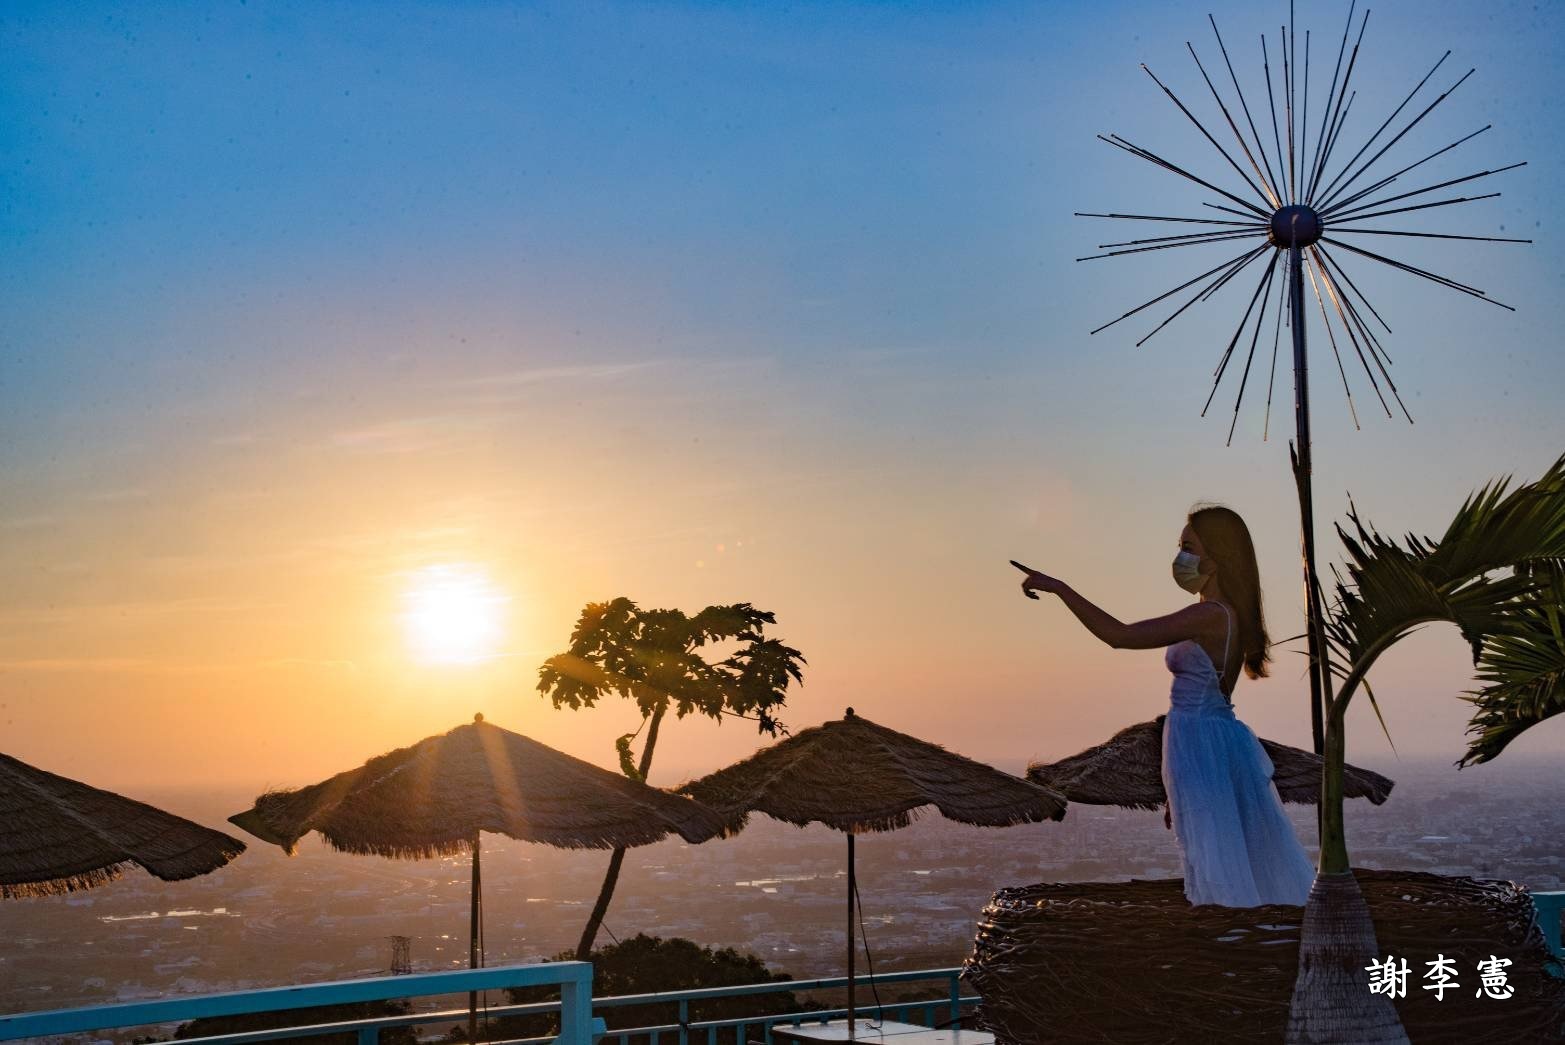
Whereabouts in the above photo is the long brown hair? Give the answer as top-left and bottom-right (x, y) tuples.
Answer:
(1188, 503), (1271, 680)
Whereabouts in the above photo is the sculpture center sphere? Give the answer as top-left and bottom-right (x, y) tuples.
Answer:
(1269, 204), (1322, 248)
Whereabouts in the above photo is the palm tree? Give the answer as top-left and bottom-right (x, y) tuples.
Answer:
(1286, 451), (1565, 1043)
(537, 598), (805, 961)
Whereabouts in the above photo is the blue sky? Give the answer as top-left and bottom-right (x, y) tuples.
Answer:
(2, 0), (1562, 788)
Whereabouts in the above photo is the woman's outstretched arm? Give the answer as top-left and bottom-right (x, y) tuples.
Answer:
(1015, 564), (1219, 649)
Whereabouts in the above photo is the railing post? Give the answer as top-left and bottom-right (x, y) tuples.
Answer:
(948, 971), (961, 1026)
(677, 999), (689, 1045)
(1534, 893), (1565, 955)
(560, 966), (594, 1045)
(358, 1028), (379, 1045)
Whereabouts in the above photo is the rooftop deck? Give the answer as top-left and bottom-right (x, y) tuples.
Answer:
(3, 884), (1559, 1045)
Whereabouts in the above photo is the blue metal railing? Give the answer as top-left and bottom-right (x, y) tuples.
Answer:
(0, 964), (974, 1045)
(574, 967), (975, 1045)
(3, 887), (1556, 1044)
(0, 963), (597, 1045)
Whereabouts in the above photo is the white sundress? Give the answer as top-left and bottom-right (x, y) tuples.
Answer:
(1161, 601), (1316, 907)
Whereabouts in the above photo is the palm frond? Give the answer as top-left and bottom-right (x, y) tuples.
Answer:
(1425, 455), (1565, 580)
(1458, 560), (1565, 766)
(1324, 453), (1565, 660)
(1359, 675), (1397, 755)
(1320, 452), (1565, 765)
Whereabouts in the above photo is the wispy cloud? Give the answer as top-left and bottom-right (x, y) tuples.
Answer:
(328, 415), (474, 455)
(323, 360), (680, 453)
(83, 487), (150, 504)
(0, 656), (361, 676)
(439, 360), (669, 408)
(444, 360), (665, 390)
(211, 432), (264, 448)
(0, 596), (286, 626)
(1, 514), (57, 531)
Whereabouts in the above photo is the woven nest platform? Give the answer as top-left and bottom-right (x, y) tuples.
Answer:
(961, 869), (1565, 1044)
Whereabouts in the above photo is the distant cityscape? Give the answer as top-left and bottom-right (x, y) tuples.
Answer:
(3, 756), (1560, 1035)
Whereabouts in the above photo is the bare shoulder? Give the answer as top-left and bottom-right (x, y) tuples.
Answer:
(1197, 600), (1231, 634)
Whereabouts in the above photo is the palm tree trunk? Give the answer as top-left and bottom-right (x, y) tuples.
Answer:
(1319, 699), (1350, 876)
(1285, 702), (1408, 1043)
(573, 705), (666, 962)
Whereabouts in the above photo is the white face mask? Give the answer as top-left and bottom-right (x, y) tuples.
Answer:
(1172, 549), (1208, 593)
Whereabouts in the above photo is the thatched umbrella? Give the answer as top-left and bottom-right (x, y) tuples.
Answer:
(679, 707), (1067, 1039)
(1, 751), (246, 900)
(230, 713), (727, 1042)
(1024, 715), (1394, 811)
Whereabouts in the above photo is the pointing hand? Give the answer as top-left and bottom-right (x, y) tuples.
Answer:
(1010, 559), (1063, 599)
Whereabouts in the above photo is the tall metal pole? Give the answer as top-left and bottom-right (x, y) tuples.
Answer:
(846, 832), (856, 1039)
(1286, 240), (1333, 848)
(469, 833), (483, 1043)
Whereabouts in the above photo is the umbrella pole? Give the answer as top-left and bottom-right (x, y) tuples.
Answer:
(846, 831), (855, 1039)
(469, 833), (482, 1043)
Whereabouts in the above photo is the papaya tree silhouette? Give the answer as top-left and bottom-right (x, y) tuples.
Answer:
(537, 598), (804, 961)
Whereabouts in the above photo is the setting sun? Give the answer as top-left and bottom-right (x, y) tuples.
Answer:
(400, 564), (510, 666)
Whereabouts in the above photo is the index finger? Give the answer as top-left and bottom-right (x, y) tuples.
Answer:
(1009, 559), (1034, 575)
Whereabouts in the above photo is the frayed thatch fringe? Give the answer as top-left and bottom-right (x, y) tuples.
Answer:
(1, 752), (247, 899)
(679, 709), (1067, 835)
(1, 863), (125, 899)
(1025, 715), (1394, 811)
(229, 716), (729, 857)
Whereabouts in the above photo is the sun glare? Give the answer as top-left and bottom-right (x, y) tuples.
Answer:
(400, 564), (509, 666)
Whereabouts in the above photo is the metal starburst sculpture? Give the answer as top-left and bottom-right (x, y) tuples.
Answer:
(1079, 1), (1528, 756)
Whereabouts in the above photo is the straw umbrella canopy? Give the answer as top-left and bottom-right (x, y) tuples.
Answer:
(678, 707), (1067, 1038)
(230, 713), (725, 856)
(1024, 715), (1395, 811)
(1, 751), (246, 900)
(230, 713), (728, 1042)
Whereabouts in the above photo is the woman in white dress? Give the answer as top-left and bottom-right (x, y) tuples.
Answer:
(1014, 504), (1315, 907)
